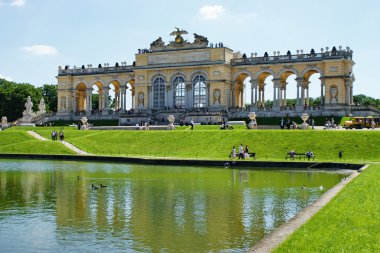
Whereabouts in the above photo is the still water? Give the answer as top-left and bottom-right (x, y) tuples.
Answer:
(0, 159), (347, 252)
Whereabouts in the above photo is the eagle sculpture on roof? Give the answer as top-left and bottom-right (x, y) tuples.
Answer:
(170, 27), (188, 44)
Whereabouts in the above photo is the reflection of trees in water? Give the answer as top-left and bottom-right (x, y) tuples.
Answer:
(0, 162), (344, 252)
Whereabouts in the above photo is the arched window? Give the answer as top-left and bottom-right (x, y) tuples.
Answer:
(193, 74), (206, 107)
(172, 76), (185, 107)
(153, 77), (165, 109)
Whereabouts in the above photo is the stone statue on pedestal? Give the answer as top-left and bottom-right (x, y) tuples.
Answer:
(20, 96), (36, 123)
(37, 98), (46, 115)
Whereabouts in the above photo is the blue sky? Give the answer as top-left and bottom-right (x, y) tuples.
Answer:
(1, 0), (380, 99)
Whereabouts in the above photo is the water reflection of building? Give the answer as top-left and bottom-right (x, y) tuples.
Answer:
(0, 163), (344, 252)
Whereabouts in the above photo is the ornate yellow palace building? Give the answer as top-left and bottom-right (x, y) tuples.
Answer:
(56, 28), (358, 124)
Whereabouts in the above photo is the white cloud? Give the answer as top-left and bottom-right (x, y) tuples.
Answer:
(22, 45), (58, 56)
(199, 5), (225, 20)
(10, 0), (25, 7)
(0, 74), (13, 81)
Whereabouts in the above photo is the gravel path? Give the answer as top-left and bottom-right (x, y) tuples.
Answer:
(249, 165), (367, 253)
(27, 131), (91, 155)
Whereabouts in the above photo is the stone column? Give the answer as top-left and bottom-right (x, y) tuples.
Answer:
(272, 79), (279, 106)
(254, 85), (258, 106)
(249, 80), (254, 105)
(102, 87), (109, 114)
(296, 78), (303, 106)
(120, 86), (126, 112)
(231, 83), (236, 107)
(345, 80), (350, 105)
(350, 85), (353, 105)
(86, 88), (92, 113)
(262, 88), (265, 106)
(301, 85), (305, 106)
(250, 79), (258, 107)
(319, 77), (325, 105)
(98, 91), (103, 110)
(306, 83), (310, 106)
(72, 90), (76, 112)
(284, 86), (287, 107)
(131, 89), (135, 109)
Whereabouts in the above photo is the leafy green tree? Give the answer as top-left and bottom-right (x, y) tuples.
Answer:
(0, 79), (42, 121)
(39, 84), (57, 112)
(353, 94), (378, 107)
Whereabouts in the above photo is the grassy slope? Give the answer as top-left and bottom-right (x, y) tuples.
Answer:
(0, 130), (76, 155)
(32, 129), (380, 162)
(273, 164), (380, 253)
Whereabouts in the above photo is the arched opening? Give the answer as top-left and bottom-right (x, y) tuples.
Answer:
(303, 71), (322, 106)
(108, 81), (121, 111)
(75, 82), (87, 112)
(279, 71), (297, 108)
(193, 74), (206, 108)
(91, 82), (102, 112)
(257, 72), (274, 108)
(234, 73), (250, 108)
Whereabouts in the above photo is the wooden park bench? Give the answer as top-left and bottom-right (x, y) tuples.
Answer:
(285, 152), (315, 160)
(229, 152), (257, 160)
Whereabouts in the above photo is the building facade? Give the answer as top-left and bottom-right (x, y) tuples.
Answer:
(56, 28), (357, 123)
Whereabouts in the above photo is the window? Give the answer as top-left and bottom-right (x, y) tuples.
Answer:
(153, 77), (165, 108)
(173, 76), (185, 107)
(193, 74), (206, 107)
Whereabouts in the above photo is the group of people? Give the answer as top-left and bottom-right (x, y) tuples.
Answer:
(51, 130), (65, 141)
(324, 118), (337, 129)
(280, 118), (299, 130)
(288, 150), (314, 160)
(231, 144), (255, 160)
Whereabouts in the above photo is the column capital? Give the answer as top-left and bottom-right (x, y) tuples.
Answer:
(250, 78), (259, 85)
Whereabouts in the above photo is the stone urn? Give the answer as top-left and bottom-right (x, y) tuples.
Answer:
(300, 113), (309, 130)
(1, 116), (8, 129)
(80, 117), (89, 130)
(167, 115), (175, 130)
(247, 112), (257, 129)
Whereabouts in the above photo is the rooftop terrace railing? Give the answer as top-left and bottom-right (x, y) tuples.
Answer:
(231, 49), (353, 66)
(58, 65), (134, 76)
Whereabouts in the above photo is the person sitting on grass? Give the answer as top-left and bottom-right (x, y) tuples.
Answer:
(289, 150), (296, 160)
(306, 151), (314, 161)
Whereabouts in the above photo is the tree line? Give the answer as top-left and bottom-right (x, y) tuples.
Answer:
(0, 79), (57, 122)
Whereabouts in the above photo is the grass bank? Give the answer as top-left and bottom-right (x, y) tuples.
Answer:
(31, 128), (380, 162)
(273, 164), (380, 252)
(0, 130), (76, 155)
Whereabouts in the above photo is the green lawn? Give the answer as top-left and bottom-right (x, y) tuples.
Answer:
(30, 128), (380, 162)
(273, 164), (380, 253)
(0, 130), (76, 155)
(1, 126), (380, 252)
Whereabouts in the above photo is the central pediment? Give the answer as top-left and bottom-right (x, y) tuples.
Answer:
(150, 28), (209, 52)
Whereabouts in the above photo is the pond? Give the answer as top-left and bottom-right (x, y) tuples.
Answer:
(0, 159), (349, 252)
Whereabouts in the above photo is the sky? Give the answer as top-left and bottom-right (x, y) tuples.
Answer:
(1, 0), (380, 101)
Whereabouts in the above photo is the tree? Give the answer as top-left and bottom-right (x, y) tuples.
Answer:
(0, 79), (45, 121)
(353, 94), (378, 107)
(40, 84), (57, 112)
